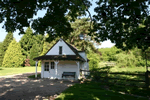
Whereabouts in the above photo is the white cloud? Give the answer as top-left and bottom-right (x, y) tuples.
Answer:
(98, 40), (115, 48)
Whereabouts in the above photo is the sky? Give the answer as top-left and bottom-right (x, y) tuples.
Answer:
(0, 0), (115, 48)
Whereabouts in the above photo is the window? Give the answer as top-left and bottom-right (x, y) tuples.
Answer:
(44, 62), (49, 71)
(59, 46), (62, 55)
(51, 62), (55, 69)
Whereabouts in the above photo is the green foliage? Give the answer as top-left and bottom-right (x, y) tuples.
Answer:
(0, 32), (13, 66)
(99, 46), (149, 68)
(19, 27), (34, 57)
(28, 74), (41, 78)
(93, 0), (150, 51)
(65, 17), (99, 53)
(87, 51), (100, 70)
(99, 46), (121, 61)
(0, 0), (91, 41)
(30, 42), (40, 66)
(2, 39), (25, 68)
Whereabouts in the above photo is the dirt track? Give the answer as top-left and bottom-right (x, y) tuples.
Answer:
(0, 73), (78, 100)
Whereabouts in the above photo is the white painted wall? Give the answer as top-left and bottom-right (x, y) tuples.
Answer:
(79, 52), (89, 76)
(41, 60), (80, 80)
(46, 40), (75, 55)
(57, 61), (79, 80)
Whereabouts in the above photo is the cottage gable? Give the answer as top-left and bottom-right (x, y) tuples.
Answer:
(46, 39), (76, 55)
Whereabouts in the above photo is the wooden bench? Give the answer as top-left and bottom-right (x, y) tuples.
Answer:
(62, 72), (76, 79)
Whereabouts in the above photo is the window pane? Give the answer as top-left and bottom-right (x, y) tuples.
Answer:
(59, 46), (62, 54)
(44, 62), (49, 71)
(51, 62), (55, 69)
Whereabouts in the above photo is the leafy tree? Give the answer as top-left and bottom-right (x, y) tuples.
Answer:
(2, 39), (25, 67)
(0, 32), (13, 66)
(30, 42), (40, 66)
(0, 0), (150, 51)
(19, 27), (34, 57)
(0, 0), (91, 41)
(93, 0), (150, 51)
(65, 17), (100, 53)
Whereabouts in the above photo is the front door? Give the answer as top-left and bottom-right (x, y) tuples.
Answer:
(44, 62), (50, 78)
(49, 62), (56, 79)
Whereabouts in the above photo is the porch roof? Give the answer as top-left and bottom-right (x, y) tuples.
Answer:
(33, 55), (86, 62)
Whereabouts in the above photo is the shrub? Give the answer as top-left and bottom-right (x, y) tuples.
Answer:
(89, 59), (99, 70)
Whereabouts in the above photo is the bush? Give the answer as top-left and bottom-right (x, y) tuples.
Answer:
(89, 59), (99, 70)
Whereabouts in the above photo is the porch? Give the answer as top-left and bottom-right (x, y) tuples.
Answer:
(35, 60), (81, 80)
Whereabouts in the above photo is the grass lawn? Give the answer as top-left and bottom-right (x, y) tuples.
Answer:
(0, 66), (41, 76)
(110, 66), (146, 72)
(56, 82), (149, 100)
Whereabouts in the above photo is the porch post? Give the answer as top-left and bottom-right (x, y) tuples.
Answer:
(35, 61), (38, 78)
(76, 61), (80, 79)
(54, 61), (59, 78)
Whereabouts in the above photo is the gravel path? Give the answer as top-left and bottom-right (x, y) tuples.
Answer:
(0, 73), (78, 100)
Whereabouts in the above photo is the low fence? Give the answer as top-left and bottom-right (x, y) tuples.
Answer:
(80, 69), (150, 89)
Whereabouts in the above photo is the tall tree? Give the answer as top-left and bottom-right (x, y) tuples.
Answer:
(30, 41), (40, 66)
(93, 0), (150, 51)
(0, 32), (13, 66)
(2, 39), (25, 67)
(65, 17), (100, 53)
(19, 27), (34, 57)
(0, 0), (150, 51)
(0, 0), (91, 40)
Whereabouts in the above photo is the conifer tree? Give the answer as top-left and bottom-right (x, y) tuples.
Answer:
(19, 27), (34, 57)
(30, 42), (40, 66)
(0, 32), (13, 66)
(2, 39), (25, 67)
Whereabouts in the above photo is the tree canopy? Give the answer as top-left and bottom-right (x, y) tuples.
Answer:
(93, 0), (150, 51)
(0, 0), (150, 50)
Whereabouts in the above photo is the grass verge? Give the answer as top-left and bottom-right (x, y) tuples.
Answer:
(0, 67), (41, 76)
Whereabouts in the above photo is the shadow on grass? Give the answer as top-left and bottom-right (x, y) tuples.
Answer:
(85, 67), (149, 98)
(55, 82), (149, 100)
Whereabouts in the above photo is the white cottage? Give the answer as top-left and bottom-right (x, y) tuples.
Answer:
(34, 38), (89, 80)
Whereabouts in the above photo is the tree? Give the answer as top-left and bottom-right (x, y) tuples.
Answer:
(64, 17), (100, 53)
(2, 39), (25, 67)
(0, 32), (13, 66)
(93, 0), (150, 51)
(19, 27), (34, 57)
(0, 1), (150, 51)
(0, 42), (3, 66)
(0, 0), (91, 41)
(30, 42), (40, 66)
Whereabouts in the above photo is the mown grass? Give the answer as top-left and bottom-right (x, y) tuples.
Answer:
(110, 66), (146, 72)
(56, 82), (149, 100)
(0, 67), (41, 76)
(88, 66), (149, 97)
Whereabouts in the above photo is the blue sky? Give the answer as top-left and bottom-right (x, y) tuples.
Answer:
(0, 0), (115, 48)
